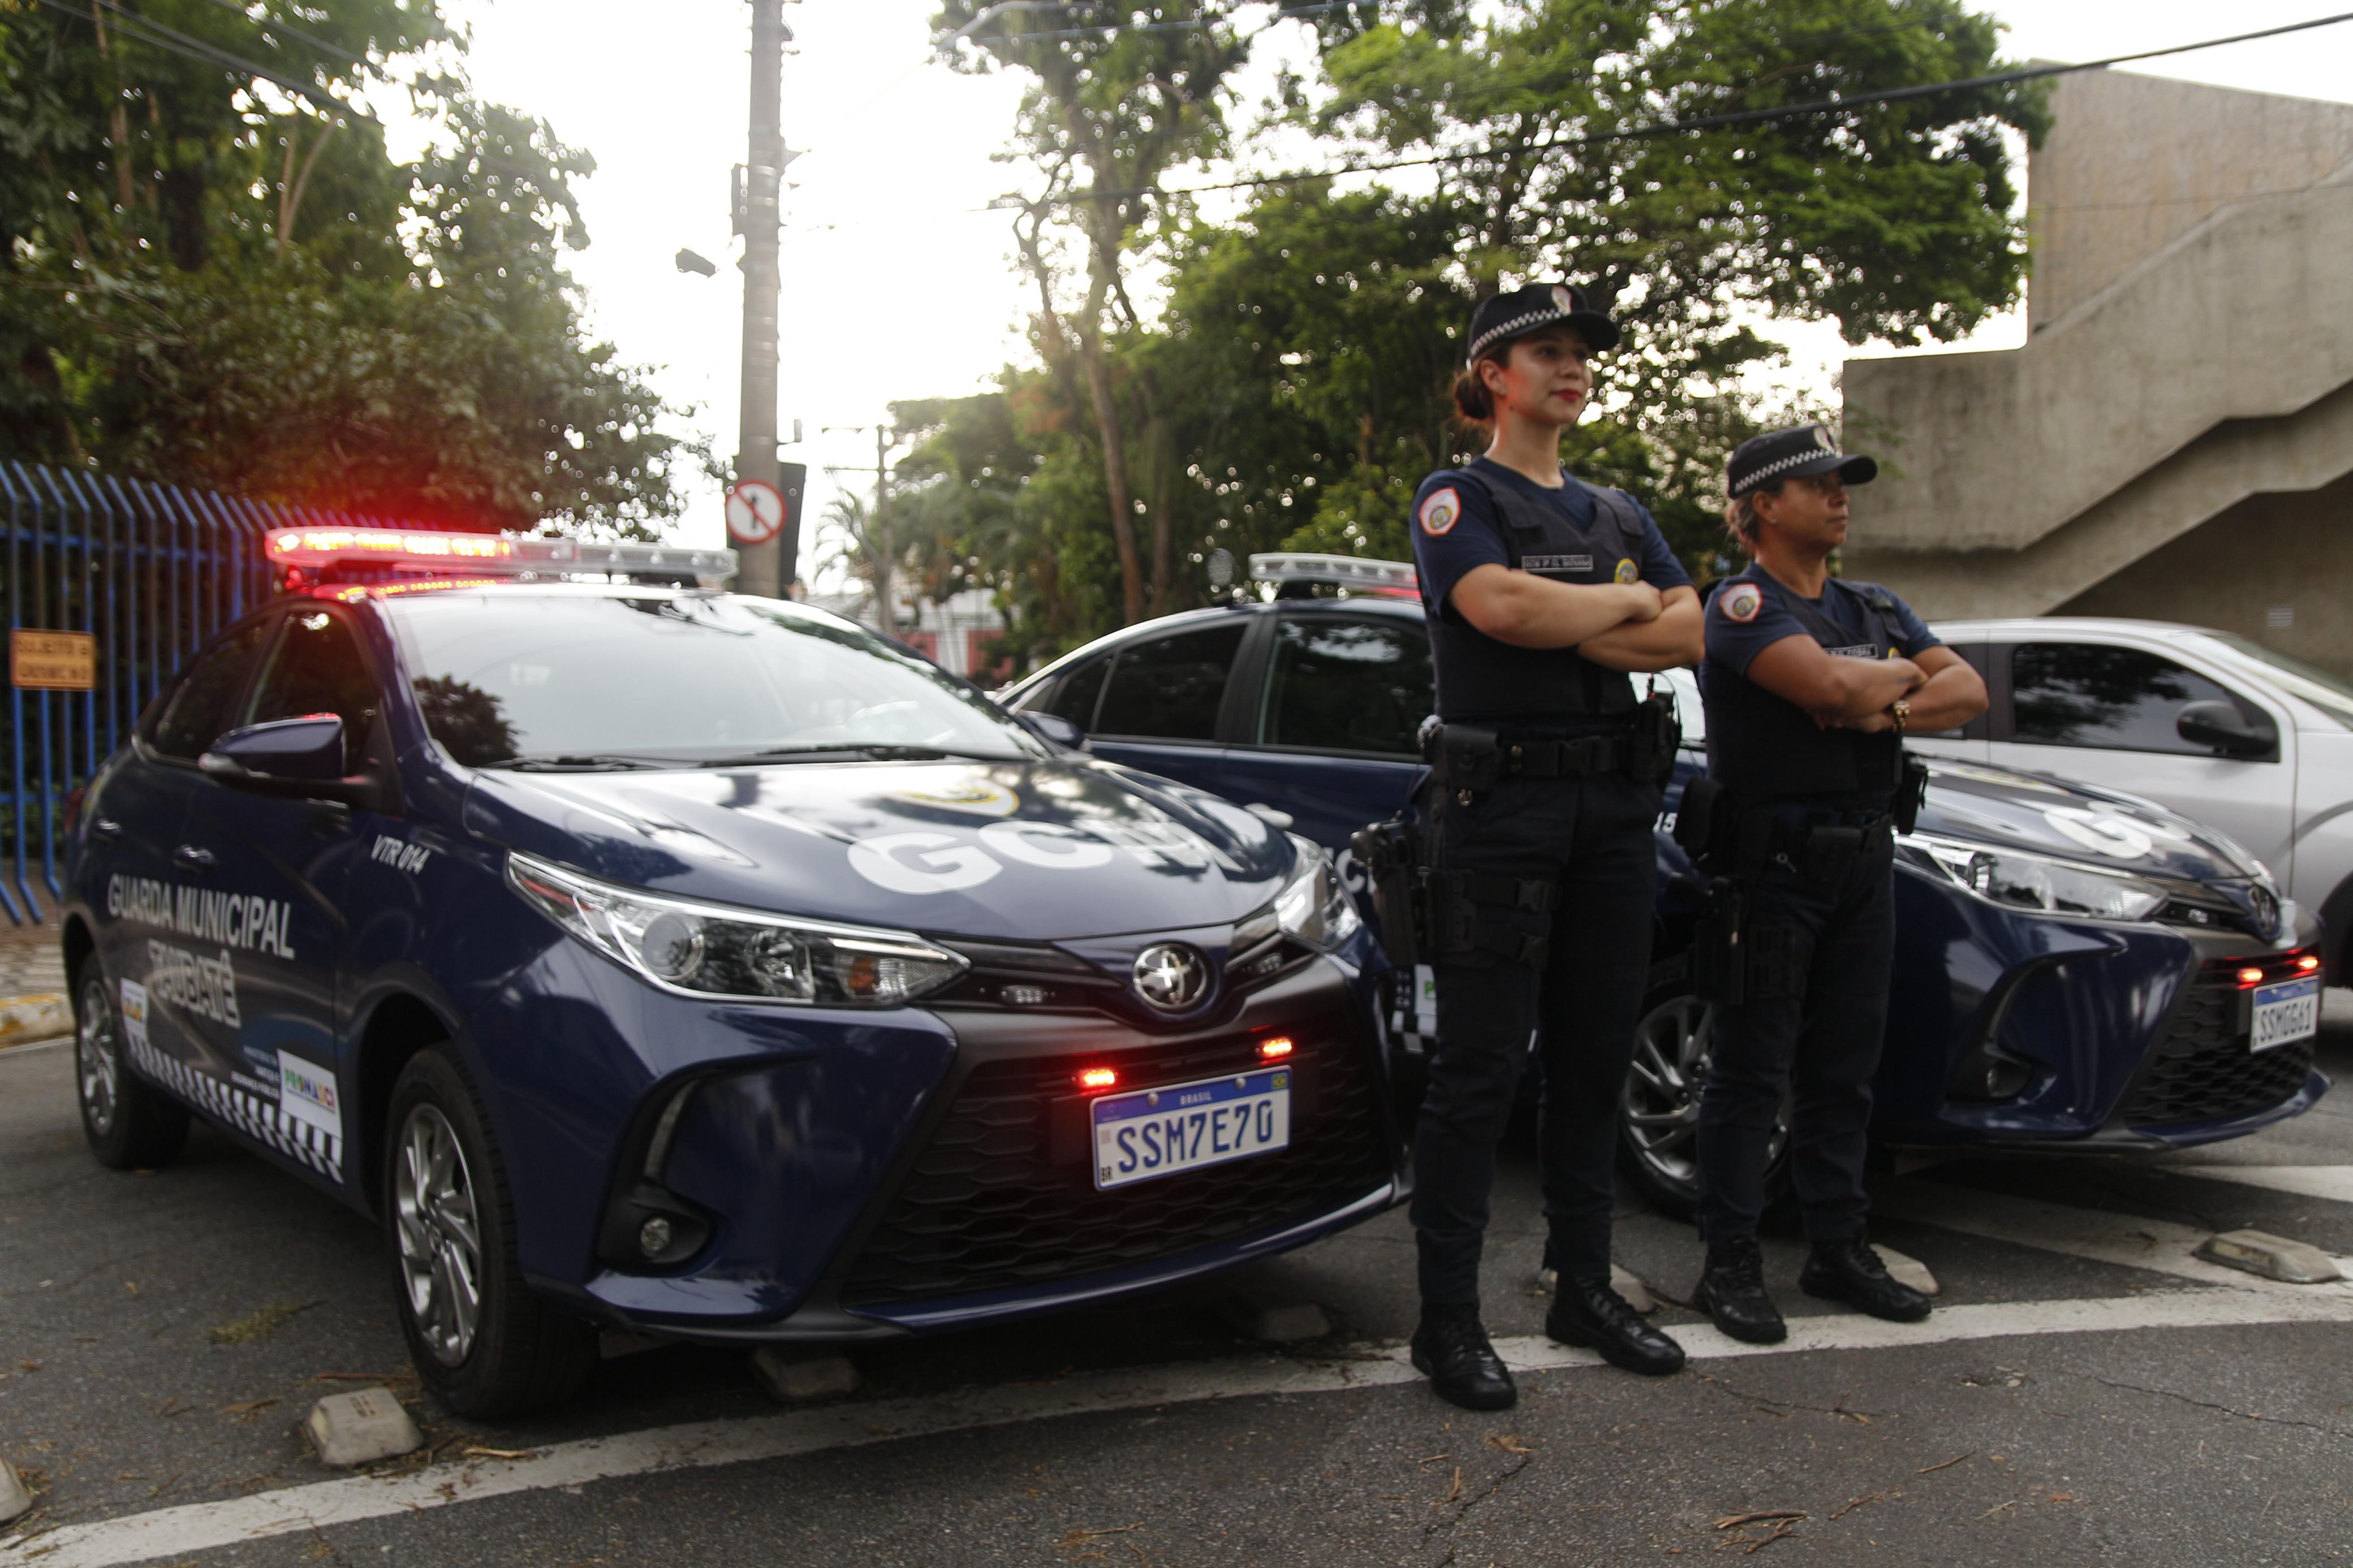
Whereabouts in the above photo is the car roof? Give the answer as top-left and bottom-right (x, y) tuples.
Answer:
(1928, 615), (2229, 643)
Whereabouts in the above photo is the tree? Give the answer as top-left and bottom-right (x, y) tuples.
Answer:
(938, 1), (1258, 621)
(0, 1), (697, 536)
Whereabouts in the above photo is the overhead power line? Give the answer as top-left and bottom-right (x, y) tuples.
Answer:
(33, 0), (373, 122)
(1030, 7), (2353, 205)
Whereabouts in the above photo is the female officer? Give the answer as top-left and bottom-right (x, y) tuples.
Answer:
(1403, 282), (1705, 1411)
(1687, 426), (1988, 1344)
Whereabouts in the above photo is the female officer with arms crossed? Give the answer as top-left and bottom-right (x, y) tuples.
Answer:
(1687, 426), (1988, 1342)
(1403, 282), (1704, 1411)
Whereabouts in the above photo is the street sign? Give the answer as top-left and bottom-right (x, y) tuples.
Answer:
(725, 479), (786, 546)
(11, 630), (95, 690)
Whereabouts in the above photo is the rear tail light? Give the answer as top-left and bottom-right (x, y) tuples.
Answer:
(2238, 967), (2267, 988)
(1076, 1066), (1118, 1092)
(1257, 1037), (1295, 1061)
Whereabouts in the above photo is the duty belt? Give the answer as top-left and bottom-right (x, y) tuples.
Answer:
(1426, 722), (1626, 792)
(1759, 811), (1895, 884)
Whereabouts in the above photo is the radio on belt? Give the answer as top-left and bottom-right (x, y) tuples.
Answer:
(264, 527), (738, 590)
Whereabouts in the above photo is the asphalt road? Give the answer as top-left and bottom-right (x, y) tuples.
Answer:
(7, 1000), (2353, 1567)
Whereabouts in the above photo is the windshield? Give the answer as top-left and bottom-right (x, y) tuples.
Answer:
(2201, 634), (2353, 730)
(383, 591), (1038, 766)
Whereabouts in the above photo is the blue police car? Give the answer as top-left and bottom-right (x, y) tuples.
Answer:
(998, 555), (2328, 1215)
(63, 530), (1398, 1415)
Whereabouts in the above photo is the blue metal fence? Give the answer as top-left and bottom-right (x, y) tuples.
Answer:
(0, 463), (413, 926)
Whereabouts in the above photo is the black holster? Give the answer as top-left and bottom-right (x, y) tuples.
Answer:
(1625, 688), (1682, 787)
(1351, 816), (1425, 968)
(1894, 749), (1929, 835)
(1673, 870), (1747, 1005)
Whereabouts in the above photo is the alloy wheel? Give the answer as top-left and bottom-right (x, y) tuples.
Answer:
(394, 1103), (484, 1367)
(1622, 991), (1790, 1200)
(76, 976), (119, 1138)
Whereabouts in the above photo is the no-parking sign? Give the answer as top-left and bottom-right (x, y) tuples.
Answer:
(725, 480), (786, 546)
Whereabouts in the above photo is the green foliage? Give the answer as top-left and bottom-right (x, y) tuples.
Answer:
(0, 0), (696, 536)
(887, 0), (2039, 671)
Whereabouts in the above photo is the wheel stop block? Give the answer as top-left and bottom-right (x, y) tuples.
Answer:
(0, 1455), (33, 1524)
(2196, 1228), (2344, 1284)
(304, 1387), (423, 1468)
(1872, 1245), (1941, 1297)
(751, 1348), (860, 1403)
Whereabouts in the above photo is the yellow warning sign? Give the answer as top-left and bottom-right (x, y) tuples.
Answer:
(11, 630), (96, 690)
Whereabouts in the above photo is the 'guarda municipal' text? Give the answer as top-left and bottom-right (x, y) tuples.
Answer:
(106, 875), (296, 960)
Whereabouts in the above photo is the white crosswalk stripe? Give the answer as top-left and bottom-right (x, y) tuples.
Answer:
(2169, 1163), (2353, 1205)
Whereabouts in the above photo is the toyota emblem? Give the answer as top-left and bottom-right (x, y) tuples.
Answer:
(1132, 943), (1210, 1011)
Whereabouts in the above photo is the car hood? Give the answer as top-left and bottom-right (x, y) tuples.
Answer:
(459, 755), (1296, 940)
(1916, 758), (2273, 887)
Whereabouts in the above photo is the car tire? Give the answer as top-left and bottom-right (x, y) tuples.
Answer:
(1617, 963), (1789, 1222)
(73, 964), (189, 1170)
(384, 1047), (598, 1419)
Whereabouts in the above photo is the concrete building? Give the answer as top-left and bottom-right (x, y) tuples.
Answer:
(801, 584), (1010, 681)
(1842, 68), (2353, 675)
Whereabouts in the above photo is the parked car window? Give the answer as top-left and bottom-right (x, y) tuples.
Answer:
(1093, 621), (1247, 741)
(1259, 616), (1430, 757)
(1039, 656), (1110, 731)
(244, 610), (379, 772)
(148, 619), (273, 761)
(2010, 642), (2249, 754)
(2203, 633), (2353, 729)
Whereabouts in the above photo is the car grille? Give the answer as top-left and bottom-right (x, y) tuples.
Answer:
(2116, 964), (2316, 1130)
(838, 1028), (1391, 1306)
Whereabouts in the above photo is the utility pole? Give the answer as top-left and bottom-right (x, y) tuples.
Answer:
(734, 0), (791, 597)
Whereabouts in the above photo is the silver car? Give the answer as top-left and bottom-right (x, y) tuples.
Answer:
(1916, 617), (2353, 984)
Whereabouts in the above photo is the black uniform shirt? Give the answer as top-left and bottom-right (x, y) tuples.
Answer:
(1700, 568), (1940, 805)
(1410, 458), (1690, 725)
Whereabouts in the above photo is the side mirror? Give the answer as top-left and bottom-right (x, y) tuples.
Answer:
(1015, 710), (1085, 750)
(2177, 699), (2277, 759)
(201, 716), (395, 808)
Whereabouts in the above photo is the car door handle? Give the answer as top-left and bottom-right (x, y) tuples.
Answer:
(90, 818), (123, 841)
(172, 844), (216, 872)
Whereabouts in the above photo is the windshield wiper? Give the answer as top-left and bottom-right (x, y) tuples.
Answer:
(705, 743), (1028, 766)
(493, 753), (679, 772)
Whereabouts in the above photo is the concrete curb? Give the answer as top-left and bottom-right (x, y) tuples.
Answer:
(0, 995), (67, 1049)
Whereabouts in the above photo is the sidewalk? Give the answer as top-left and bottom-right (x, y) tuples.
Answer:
(0, 919), (70, 1047)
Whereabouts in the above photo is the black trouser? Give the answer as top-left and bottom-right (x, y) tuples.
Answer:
(1410, 766), (1662, 1311)
(1695, 823), (1896, 1249)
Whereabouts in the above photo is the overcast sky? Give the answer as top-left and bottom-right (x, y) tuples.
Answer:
(383, 2), (2353, 569)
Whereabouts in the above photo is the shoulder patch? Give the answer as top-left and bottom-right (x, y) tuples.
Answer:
(1722, 582), (1763, 623)
(1418, 486), (1463, 537)
(1613, 558), (1639, 584)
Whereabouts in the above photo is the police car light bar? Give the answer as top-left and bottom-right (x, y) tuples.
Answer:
(264, 528), (738, 583)
(1248, 552), (1417, 593)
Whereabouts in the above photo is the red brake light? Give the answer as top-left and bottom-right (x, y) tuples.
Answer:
(1257, 1037), (1295, 1061)
(1077, 1067), (1118, 1092)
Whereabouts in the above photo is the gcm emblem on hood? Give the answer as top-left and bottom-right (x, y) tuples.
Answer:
(1133, 943), (1210, 1011)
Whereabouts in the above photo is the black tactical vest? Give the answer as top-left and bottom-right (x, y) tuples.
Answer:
(1701, 568), (1906, 801)
(1428, 468), (1648, 722)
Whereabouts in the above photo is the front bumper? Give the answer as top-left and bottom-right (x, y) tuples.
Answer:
(525, 951), (1402, 1341)
(1889, 900), (2327, 1150)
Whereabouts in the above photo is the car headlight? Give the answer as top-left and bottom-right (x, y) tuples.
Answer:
(507, 851), (968, 1006)
(1902, 833), (2166, 923)
(1273, 834), (1362, 951)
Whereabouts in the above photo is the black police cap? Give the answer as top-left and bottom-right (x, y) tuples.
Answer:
(1466, 282), (1621, 362)
(1725, 424), (1878, 498)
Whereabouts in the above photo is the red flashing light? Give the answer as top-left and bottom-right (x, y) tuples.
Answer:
(268, 528), (515, 565)
(1257, 1037), (1295, 1061)
(2237, 966), (2267, 988)
(2297, 954), (2322, 973)
(1077, 1066), (1118, 1093)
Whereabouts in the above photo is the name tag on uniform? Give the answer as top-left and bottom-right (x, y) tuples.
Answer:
(1523, 554), (1593, 573)
(1825, 644), (1881, 659)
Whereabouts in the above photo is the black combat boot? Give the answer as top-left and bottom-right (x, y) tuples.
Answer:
(1410, 1306), (1517, 1411)
(1546, 1277), (1686, 1376)
(1799, 1237), (1932, 1323)
(1692, 1236), (1787, 1344)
